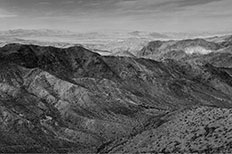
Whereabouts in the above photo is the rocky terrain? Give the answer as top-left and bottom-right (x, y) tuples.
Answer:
(105, 106), (232, 153)
(138, 35), (232, 66)
(0, 33), (232, 153)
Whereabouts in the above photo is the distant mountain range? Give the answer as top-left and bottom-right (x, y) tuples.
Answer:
(1, 29), (231, 57)
(1, 29), (231, 39)
(0, 29), (74, 37)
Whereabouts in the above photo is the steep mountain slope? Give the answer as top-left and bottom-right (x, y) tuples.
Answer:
(1, 44), (232, 153)
(105, 106), (232, 153)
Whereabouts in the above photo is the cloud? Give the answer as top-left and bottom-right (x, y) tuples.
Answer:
(0, 0), (230, 32)
(62, 1), (75, 4)
(0, 9), (17, 18)
(176, 0), (224, 7)
(38, 1), (51, 5)
(114, 0), (224, 13)
(0, 14), (17, 18)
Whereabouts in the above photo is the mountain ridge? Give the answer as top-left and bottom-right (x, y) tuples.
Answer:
(1, 42), (232, 153)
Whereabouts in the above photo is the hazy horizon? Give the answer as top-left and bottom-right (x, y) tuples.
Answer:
(0, 0), (232, 33)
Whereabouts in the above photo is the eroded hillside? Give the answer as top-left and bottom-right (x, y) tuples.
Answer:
(138, 35), (232, 68)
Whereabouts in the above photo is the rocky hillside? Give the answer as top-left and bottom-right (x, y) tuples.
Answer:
(138, 35), (232, 68)
(104, 106), (232, 153)
(1, 43), (232, 153)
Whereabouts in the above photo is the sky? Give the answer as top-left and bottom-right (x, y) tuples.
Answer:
(0, 0), (232, 33)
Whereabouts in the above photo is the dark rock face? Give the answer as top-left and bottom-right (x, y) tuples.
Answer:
(1, 43), (232, 153)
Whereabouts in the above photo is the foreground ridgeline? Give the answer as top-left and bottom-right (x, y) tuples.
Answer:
(1, 42), (232, 153)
